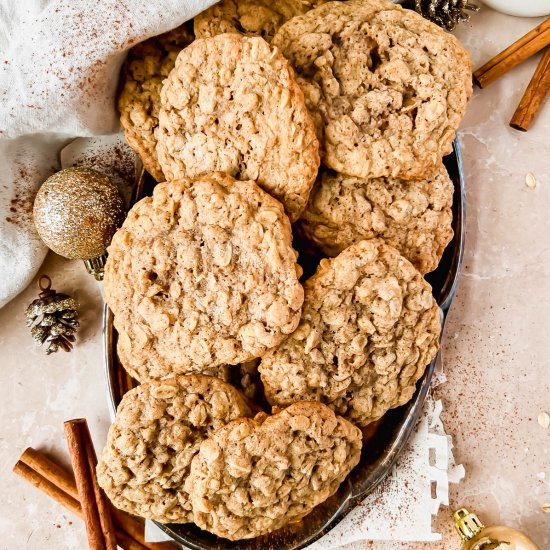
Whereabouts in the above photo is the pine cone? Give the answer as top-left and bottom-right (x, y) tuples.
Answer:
(26, 277), (79, 354)
(413, 0), (479, 31)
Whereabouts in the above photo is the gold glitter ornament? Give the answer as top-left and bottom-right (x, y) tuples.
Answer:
(33, 167), (126, 280)
(454, 508), (540, 550)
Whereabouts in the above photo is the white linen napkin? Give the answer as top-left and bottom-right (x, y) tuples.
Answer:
(0, 0), (217, 308)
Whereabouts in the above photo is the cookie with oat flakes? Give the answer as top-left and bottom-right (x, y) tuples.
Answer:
(118, 23), (193, 182)
(187, 401), (361, 539)
(259, 239), (441, 427)
(272, 0), (472, 180)
(298, 164), (454, 274)
(156, 33), (319, 222)
(96, 375), (251, 524)
(194, 0), (326, 43)
(104, 172), (304, 382)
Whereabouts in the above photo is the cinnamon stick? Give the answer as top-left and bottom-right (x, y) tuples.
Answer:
(116, 361), (128, 402)
(15, 446), (177, 550)
(110, 508), (161, 550)
(116, 529), (153, 550)
(13, 461), (147, 550)
(13, 461), (82, 516)
(65, 419), (117, 550)
(510, 47), (550, 131)
(20, 447), (78, 499)
(116, 362), (136, 403)
(82, 424), (119, 550)
(123, 370), (136, 397)
(474, 18), (550, 88)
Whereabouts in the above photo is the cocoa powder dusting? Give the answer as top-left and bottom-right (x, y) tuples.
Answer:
(72, 144), (133, 185)
(5, 163), (56, 229)
(67, 141), (135, 204)
(6, 190), (35, 227)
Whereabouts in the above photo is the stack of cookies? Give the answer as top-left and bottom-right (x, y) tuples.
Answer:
(99, 0), (472, 541)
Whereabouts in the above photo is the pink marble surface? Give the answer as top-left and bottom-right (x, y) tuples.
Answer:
(0, 5), (549, 549)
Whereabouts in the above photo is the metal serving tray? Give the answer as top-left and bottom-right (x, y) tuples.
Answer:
(103, 140), (465, 549)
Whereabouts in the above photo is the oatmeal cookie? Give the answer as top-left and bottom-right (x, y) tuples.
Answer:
(187, 401), (362, 539)
(259, 240), (441, 427)
(194, 0), (325, 43)
(118, 24), (194, 182)
(104, 172), (304, 382)
(156, 33), (319, 222)
(96, 375), (251, 523)
(298, 165), (454, 274)
(272, 0), (472, 180)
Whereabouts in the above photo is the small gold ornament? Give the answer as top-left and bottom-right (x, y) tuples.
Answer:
(33, 167), (125, 280)
(454, 508), (540, 550)
(25, 275), (79, 354)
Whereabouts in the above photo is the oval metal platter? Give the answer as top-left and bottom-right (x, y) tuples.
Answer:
(103, 139), (466, 550)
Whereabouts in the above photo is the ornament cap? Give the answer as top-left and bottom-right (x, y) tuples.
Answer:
(38, 274), (52, 292)
(84, 254), (108, 281)
(454, 508), (485, 541)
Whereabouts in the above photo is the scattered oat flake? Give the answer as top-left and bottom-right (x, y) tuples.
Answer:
(525, 172), (537, 189)
(537, 412), (550, 429)
(542, 503), (550, 513)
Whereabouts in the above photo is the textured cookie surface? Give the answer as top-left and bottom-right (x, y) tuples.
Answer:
(118, 24), (194, 181)
(298, 165), (454, 273)
(104, 173), (304, 382)
(97, 376), (251, 523)
(272, 0), (472, 180)
(259, 240), (441, 426)
(156, 33), (319, 221)
(194, 0), (325, 43)
(188, 402), (362, 539)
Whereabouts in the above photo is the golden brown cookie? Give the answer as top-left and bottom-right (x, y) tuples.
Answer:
(104, 172), (304, 382)
(194, 0), (326, 43)
(272, 0), (472, 180)
(118, 24), (194, 181)
(187, 402), (362, 539)
(156, 33), (319, 222)
(259, 239), (441, 427)
(96, 375), (251, 523)
(298, 165), (454, 274)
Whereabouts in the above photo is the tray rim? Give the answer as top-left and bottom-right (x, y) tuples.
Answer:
(102, 138), (466, 548)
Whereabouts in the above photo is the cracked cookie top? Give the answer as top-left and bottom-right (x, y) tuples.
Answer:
(259, 239), (440, 426)
(272, 0), (472, 180)
(156, 33), (319, 222)
(187, 401), (362, 539)
(104, 172), (304, 382)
